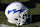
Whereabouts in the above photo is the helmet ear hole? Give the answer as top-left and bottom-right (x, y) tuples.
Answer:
(22, 17), (24, 19)
(19, 23), (20, 24)
(15, 18), (18, 20)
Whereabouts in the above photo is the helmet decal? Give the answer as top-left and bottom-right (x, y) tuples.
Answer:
(8, 9), (25, 14)
(8, 9), (16, 14)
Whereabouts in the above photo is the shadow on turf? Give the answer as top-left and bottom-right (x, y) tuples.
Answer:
(0, 3), (8, 11)
(22, 0), (40, 8)
(25, 15), (40, 23)
(0, 0), (40, 11)
(32, 15), (40, 23)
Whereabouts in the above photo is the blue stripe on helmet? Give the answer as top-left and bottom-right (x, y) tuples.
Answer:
(8, 9), (25, 14)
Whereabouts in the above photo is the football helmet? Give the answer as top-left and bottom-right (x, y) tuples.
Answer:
(5, 1), (32, 26)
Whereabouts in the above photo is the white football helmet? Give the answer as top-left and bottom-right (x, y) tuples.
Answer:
(5, 1), (32, 26)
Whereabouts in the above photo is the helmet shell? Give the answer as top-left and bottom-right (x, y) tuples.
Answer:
(5, 2), (29, 26)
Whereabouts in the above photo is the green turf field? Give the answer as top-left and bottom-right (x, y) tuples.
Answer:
(0, 0), (40, 27)
(0, 0), (29, 4)
(0, 3), (40, 27)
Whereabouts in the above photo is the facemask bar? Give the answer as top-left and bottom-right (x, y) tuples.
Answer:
(24, 13), (32, 24)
